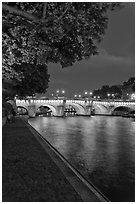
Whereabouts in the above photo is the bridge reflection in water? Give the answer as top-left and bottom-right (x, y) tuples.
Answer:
(29, 116), (135, 202)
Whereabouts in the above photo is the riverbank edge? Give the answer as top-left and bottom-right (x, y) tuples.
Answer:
(26, 118), (109, 202)
(3, 117), (83, 202)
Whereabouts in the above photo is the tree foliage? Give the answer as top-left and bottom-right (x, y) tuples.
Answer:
(2, 2), (122, 98)
(93, 85), (122, 99)
(13, 63), (50, 96)
(3, 63), (50, 100)
(123, 77), (135, 92)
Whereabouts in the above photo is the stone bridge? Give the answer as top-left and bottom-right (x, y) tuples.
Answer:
(15, 99), (135, 117)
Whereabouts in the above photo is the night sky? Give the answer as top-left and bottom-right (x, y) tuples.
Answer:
(45, 2), (135, 97)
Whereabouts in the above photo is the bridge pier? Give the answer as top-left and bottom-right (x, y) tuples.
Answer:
(84, 105), (92, 116)
(54, 105), (65, 117)
(28, 105), (36, 117)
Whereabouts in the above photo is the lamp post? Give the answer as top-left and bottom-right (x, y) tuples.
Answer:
(84, 91), (88, 99)
(90, 92), (92, 96)
(107, 93), (110, 99)
(56, 90), (59, 98)
(112, 94), (115, 100)
(85, 91), (88, 95)
(62, 90), (65, 97)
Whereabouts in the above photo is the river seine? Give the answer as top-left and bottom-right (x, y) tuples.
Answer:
(29, 116), (135, 202)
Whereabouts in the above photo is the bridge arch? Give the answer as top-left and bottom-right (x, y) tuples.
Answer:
(36, 104), (57, 116)
(66, 102), (86, 115)
(111, 106), (135, 114)
(93, 104), (109, 114)
(17, 106), (28, 115)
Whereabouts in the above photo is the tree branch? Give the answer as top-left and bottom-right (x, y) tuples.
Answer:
(2, 3), (41, 24)
(58, 6), (69, 21)
(3, 30), (21, 47)
(42, 2), (48, 19)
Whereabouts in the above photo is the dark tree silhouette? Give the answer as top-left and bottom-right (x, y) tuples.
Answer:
(2, 2), (122, 99)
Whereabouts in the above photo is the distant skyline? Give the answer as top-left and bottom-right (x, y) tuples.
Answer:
(43, 2), (135, 97)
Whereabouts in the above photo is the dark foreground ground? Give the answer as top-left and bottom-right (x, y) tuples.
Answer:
(2, 117), (82, 202)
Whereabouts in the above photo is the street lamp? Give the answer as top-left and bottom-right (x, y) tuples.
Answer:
(62, 90), (65, 97)
(131, 93), (135, 100)
(94, 96), (96, 99)
(97, 96), (100, 99)
(56, 90), (59, 98)
(79, 94), (81, 98)
(85, 91), (88, 95)
(74, 94), (77, 98)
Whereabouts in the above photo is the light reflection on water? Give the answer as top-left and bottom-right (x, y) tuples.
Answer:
(29, 116), (135, 202)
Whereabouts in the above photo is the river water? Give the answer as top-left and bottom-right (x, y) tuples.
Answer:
(29, 116), (135, 202)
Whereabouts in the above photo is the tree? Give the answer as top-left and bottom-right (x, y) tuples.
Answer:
(93, 84), (122, 99)
(2, 2), (122, 98)
(123, 77), (135, 93)
(12, 63), (50, 97)
(123, 77), (135, 87)
(3, 63), (50, 101)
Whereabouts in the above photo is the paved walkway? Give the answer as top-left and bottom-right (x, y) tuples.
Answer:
(3, 117), (107, 202)
(2, 117), (83, 202)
